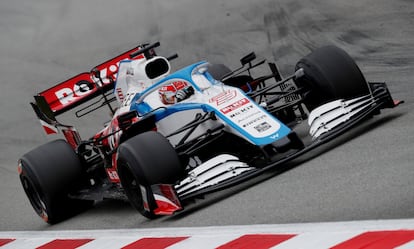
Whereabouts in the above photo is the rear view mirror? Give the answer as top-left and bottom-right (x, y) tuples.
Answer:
(240, 52), (256, 66)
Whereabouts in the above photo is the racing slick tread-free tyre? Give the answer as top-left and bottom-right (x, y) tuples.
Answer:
(18, 139), (93, 224)
(117, 131), (183, 219)
(295, 45), (370, 111)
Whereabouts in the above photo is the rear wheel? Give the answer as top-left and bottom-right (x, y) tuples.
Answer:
(117, 131), (183, 219)
(295, 45), (370, 111)
(18, 139), (92, 224)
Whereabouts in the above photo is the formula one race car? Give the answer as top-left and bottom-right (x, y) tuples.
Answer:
(18, 42), (401, 223)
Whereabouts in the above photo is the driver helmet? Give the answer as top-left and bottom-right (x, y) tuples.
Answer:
(159, 81), (189, 105)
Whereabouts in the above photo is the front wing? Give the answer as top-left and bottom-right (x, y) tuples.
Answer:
(175, 82), (402, 201)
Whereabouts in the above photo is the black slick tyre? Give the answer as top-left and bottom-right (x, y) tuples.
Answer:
(117, 131), (183, 219)
(295, 45), (370, 111)
(18, 139), (92, 224)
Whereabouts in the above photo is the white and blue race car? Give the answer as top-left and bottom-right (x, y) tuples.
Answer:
(18, 42), (402, 223)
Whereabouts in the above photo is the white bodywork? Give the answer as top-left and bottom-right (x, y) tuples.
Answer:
(115, 59), (290, 147)
(112, 58), (291, 194)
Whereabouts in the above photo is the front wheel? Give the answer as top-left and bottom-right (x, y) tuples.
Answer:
(117, 131), (184, 219)
(295, 45), (370, 111)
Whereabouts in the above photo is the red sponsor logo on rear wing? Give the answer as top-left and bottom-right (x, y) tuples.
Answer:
(38, 47), (145, 115)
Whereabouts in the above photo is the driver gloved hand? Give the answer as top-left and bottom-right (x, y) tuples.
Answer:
(176, 86), (195, 102)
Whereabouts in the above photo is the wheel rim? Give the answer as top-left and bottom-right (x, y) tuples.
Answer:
(118, 163), (145, 212)
(21, 176), (49, 222)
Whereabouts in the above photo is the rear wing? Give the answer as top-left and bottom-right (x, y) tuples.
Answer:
(30, 43), (161, 144)
(37, 46), (146, 116)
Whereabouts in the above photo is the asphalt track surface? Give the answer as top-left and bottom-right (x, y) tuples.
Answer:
(0, 0), (413, 231)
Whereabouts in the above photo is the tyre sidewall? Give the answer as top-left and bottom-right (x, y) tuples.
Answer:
(19, 139), (89, 223)
(295, 46), (370, 110)
(117, 131), (183, 218)
(117, 131), (183, 185)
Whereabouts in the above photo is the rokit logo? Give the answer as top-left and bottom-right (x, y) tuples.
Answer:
(55, 80), (95, 105)
(45, 46), (144, 111)
(53, 58), (127, 106)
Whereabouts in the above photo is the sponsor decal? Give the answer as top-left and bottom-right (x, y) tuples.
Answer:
(210, 89), (286, 143)
(106, 169), (119, 181)
(121, 92), (136, 108)
(254, 121), (272, 133)
(220, 98), (249, 114)
(55, 80), (94, 101)
(40, 46), (144, 113)
(269, 133), (280, 139)
(242, 114), (267, 128)
(280, 82), (300, 104)
(53, 68), (117, 107)
(235, 110), (260, 123)
(229, 105), (255, 118)
(172, 80), (188, 89)
(116, 87), (124, 102)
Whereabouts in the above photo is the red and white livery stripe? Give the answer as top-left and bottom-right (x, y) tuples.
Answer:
(39, 120), (58, 135)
